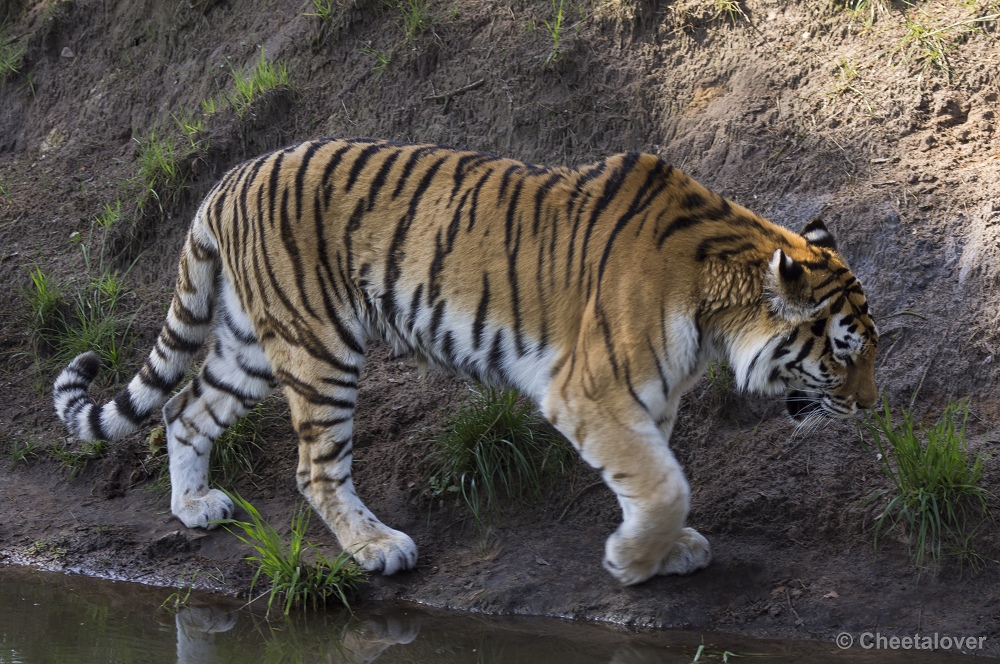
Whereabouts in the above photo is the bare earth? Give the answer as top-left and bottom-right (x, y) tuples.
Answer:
(1, 0), (999, 654)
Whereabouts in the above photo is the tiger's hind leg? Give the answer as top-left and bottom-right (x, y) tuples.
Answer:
(162, 280), (276, 528)
(270, 339), (417, 576)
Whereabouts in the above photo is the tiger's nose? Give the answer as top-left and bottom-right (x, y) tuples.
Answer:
(855, 384), (877, 410)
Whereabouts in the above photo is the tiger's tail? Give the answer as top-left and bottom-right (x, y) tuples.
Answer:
(53, 209), (219, 441)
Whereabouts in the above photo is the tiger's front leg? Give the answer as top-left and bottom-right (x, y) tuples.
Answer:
(545, 389), (711, 586)
(274, 344), (417, 576)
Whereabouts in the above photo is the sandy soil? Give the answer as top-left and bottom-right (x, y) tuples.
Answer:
(1, 0), (999, 654)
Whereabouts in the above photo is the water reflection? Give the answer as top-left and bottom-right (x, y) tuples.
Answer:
(0, 566), (991, 664)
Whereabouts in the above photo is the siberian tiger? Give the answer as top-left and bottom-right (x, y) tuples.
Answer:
(53, 138), (878, 586)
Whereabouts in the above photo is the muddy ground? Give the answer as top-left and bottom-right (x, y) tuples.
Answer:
(1, 0), (999, 655)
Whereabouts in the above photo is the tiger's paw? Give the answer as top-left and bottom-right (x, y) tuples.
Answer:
(603, 526), (711, 586)
(656, 527), (711, 576)
(346, 526), (418, 576)
(173, 489), (234, 529)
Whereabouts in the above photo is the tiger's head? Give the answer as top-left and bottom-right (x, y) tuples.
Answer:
(738, 219), (878, 421)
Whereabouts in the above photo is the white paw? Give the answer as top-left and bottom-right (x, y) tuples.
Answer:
(173, 489), (234, 529)
(347, 526), (418, 575)
(657, 527), (712, 576)
(603, 526), (712, 585)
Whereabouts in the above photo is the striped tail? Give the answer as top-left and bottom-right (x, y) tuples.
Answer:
(53, 215), (220, 441)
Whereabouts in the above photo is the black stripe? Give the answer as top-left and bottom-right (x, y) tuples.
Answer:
(392, 146), (436, 198)
(472, 273), (490, 351)
(320, 375), (358, 389)
(294, 141), (324, 222)
(532, 172), (562, 235)
(366, 149), (402, 210)
(88, 403), (106, 440)
(345, 142), (385, 192)
(202, 364), (265, 403)
(159, 323), (202, 353)
(579, 153), (640, 275)
(311, 441), (352, 465)
(430, 300), (446, 340)
(171, 298), (212, 327)
(204, 402), (226, 429)
(596, 158), (671, 287)
(138, 362), (174, 392)
(466, 168), (494, 232)
(320, 143), (356, 207)
(656, 214), (701, 248)
(112, 391), (145, 425)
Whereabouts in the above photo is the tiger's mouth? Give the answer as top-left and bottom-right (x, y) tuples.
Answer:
(785, 390), (825, 422)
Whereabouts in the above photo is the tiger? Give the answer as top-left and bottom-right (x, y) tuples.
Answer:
(53, 138), (878, 586)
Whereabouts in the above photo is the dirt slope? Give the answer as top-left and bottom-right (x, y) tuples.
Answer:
(1, 0), (999, 653)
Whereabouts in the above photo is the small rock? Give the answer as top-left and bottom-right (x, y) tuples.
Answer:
(60, 47), (75, 59)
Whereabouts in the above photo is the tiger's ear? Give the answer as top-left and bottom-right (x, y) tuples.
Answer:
(801, 219), (837, 250)
(766, 249), (818, 323)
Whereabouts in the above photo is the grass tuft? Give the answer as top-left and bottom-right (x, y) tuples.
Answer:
(134, 129), (186, 213)
(210, 402), (282, 486)
(47, 439), (108, 479)
(21, 237), (138, 384)
(543, 0), (567, 64)
(304, 0), (335, 22)
(94, 199), (122, 229)
(23, 264), (63, 331)
(705, 360), (734, 395)
(427, 386), (571, 525)
(383, 0), (429, 42)
(710, 0), (749, 25)
(0, 23), (25, 83)
(219, 493), (367, 615)
(359, 43), (390, 79)
(227, 48), (290, 117)
(1, 432), (42, 465)
(860, 396), (995, 575)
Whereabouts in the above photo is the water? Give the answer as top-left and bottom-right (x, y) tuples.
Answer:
(0, 565), (990, 663)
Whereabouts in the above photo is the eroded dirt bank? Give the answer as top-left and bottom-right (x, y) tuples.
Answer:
(1, 0), (999, 654)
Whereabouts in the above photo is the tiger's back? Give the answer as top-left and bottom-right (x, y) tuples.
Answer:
(54, 138), (877, 585)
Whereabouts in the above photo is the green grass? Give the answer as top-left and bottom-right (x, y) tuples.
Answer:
(359, 44), (390, 79)
(172, 111), (208, 152)
(160, 570), (199, 614)
(94, 200), (122, 229)
(0, 25), (25, 83)
(23, 239), (138, 383)
(227, 48), (290, 117)
(860, 397), (994, 575)
(838, 0), (891, 30)
(889, 5), (1000, 77)
(304, 0), (335, 22)
(710, 0), (749, 25)
(23, 264), (63, 331)
(219, 493), (367, 615)
(134, 129), (186, 212)
(705, 360), (734, 395)
(211, 403), (282, 486)
(1, 433), (42, 465)
(383, 0), (428, 42)
(0, 174), (10, 203)
(427, 386), (571, 525)
(543, 0), (566, 64)
(200, 97), (217, 115)
(47, 439), (108, 479)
